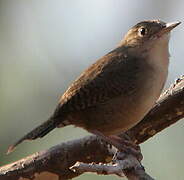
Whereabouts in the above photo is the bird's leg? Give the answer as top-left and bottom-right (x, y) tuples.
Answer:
(110, 134), (143, 161)
(90, 130), (143, 162)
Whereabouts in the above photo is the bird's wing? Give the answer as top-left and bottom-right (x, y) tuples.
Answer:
(54, 47), (140, 115)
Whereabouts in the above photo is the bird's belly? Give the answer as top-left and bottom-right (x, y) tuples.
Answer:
(85, 98), (151, 135)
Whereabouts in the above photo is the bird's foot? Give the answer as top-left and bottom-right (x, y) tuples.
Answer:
(110, 135), (143, 162)
(90, 130), (142, 162)
(107, 135), (142, 162)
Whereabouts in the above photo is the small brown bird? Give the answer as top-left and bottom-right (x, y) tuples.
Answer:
(7, 20), (180, 154)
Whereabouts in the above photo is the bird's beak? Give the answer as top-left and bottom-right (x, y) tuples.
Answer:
(158, 21), (181, 36)
(165, 21), (181, 31)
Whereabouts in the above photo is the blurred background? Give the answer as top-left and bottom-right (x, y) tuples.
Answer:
(0, 0), (184, 179)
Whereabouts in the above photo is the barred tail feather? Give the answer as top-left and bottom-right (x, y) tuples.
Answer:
(7, 118), (58, 154)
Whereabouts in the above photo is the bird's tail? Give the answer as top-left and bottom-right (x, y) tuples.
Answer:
(7, 117), (59, 154)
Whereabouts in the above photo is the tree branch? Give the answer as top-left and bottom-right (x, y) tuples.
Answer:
(71, 152), (154, 180)
(0, 75), (184, 180)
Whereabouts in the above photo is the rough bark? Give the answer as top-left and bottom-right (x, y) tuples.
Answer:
(0, 75), (184, 180)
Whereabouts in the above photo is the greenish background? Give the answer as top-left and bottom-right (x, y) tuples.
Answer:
(0, 0), (184, 179)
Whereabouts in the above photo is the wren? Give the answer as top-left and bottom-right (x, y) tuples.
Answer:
(7, 20), (180, 154)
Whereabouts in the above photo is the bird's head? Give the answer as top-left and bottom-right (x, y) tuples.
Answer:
(122, 20), (180, 50)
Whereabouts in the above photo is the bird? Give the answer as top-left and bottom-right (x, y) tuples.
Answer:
(7, 20), (180, 154)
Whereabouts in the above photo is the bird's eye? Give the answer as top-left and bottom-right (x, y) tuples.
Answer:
(138, 27), (147, 37)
